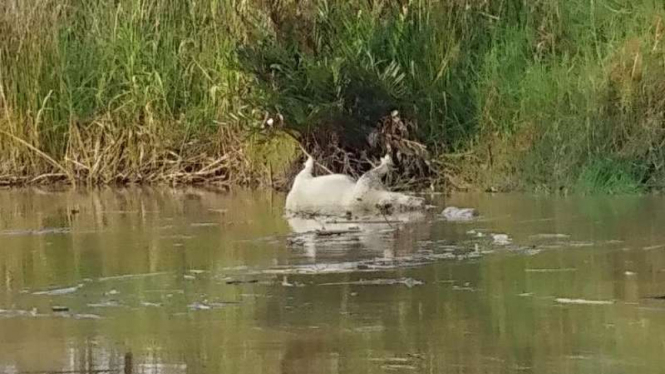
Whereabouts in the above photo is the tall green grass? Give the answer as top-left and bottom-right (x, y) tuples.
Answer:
(238, 0), (665, 192)
(238, 0), (484, 150)
(2, 0), (665, 192)
(0, 0), (269, 184)
(492, 1), (665, 193)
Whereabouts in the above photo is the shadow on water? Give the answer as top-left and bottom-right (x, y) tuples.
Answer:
(2, 188), (665, 373)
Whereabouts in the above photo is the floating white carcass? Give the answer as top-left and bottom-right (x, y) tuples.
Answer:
(285, 155), (425, 216)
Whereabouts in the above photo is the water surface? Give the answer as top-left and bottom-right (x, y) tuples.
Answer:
(1, 188), (665, 373)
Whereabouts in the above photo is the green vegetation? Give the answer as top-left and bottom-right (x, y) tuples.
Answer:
(0, 0), (266, 185)
(2, 0), (665, 192)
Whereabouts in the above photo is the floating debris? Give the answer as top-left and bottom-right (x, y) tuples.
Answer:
(96, 272), (170, 282)
(0, 227), (71, 237)
(520, 248), (542, 256)
(0, 308), (100, 320)
(145, 289), (185, 294)
(0, 309), (38, 318)
(33, 284), (83, 296)
(466, 229), (488, 237)
(262, 250), (473, 275)
(265, 262), (396, 275)
(319, 278), (423, 288)
(371, 356), (420, 371)
(567, 241), (594, 248)
(370, 357), (416, 363)
(71, 313), (103, 320)
(353, 325), (385, 332)
(325, 219), (403, 224)
(87, 300), (122, 308)
(442, 207), (478, 221)
(187, 302), (211, 311)
(555, 298), (614, 305)
(491, 234), (511, 245)
(381, 364), (418, 371)
(141, 302), (162, 307)
(525, 268), (577, 273)
(209, 301), (240, 307)
(452, 285), (478, 292)
(162, 234), (194, 240)
(281, 277), (305, 287)
(225, 279), (259, 285)
(190, 222), (217, 227)
(314, 227), (361, 237)
(187, 301), (237, 310)
(529, 233), (571, 239)
(517, 217), (557, 223)
(137, 363), (187, 372)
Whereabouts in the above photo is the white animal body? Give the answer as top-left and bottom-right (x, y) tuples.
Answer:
(285, 155), (424, 215)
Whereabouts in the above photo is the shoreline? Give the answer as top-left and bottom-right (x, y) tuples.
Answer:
(1, 172), (662, 196)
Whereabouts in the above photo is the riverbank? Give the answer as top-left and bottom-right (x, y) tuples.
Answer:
(2, 1), (665, 193)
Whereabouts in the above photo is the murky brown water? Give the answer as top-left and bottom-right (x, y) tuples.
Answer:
(2, 188), (665, 374)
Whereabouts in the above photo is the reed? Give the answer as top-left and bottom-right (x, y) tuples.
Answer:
(0, 0), (275, 186)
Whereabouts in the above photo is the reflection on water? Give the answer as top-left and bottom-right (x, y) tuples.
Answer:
(2, 188), (665, 373)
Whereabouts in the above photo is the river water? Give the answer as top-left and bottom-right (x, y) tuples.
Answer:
(1, 188), (665, 374)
